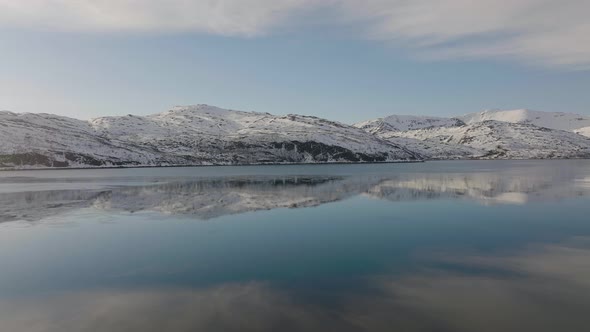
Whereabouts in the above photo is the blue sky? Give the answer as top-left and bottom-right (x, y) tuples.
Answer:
(1, 1), (589, 124)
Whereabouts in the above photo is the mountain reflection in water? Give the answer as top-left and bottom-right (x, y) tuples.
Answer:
(1, 163), (590, 223)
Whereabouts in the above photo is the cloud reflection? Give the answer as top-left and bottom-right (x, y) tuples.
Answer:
(1, 238), (590, 331)
(370, 238), (590, 331)
(0, 282), (344, 332)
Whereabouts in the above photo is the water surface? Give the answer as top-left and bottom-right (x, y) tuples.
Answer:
(1, 160), (590, 331)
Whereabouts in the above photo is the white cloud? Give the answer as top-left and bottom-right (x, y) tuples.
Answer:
(1, 0), (589, 69)
(342, 0), (590, 69)
(0, 0), (315, 36)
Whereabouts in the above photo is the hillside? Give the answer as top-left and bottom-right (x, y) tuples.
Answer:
(355, 114), (464, 134)
(389, 121), (590, 159)
(0, 105), (420, 169)
(2, 105), (590, 168)
(459, 109), (590, 135)
(356, 109), (590, 159)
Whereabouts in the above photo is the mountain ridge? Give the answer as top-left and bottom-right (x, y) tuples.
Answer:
(355, 109), (590, 160)
(0, 105), (421, 169)
(1, 105), (590, 169)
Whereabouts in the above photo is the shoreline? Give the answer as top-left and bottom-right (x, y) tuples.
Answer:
(0, 159), (425, 172)
(1, 157), (589, 172)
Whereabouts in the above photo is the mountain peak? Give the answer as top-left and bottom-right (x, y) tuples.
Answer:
(459, 109), (590, 131)
(169, 104), (227, 113)
(354, 114), (464, 133)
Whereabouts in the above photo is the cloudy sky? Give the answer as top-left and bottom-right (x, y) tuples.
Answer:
(1, 0), (589, 123)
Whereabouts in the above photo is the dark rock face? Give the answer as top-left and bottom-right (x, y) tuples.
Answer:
(226, 141), (418, 164)
(268, 141), (388, 162)
(0, 153), (68, 168)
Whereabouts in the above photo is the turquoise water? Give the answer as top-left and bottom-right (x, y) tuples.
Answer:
(1, 160), (590, 331)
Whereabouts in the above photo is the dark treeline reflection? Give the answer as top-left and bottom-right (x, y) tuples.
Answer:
(2, 165), (590, 222)
(1, 237), (589, 332)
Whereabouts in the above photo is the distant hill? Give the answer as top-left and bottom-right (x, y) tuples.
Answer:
(355, 109), (590, 160)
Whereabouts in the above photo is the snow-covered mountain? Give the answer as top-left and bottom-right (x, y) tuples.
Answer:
(355, 114), (464, 134)
(388, 121), (590, 159)
(0, 105), (420, 169)
(459, 109), (590, 134)
(356, 109), (590, 160)
(575, 127), (590, 137)
(2, 105), (590, 168)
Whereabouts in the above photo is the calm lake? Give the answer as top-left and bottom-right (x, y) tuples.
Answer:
(1, 160), (590, 332)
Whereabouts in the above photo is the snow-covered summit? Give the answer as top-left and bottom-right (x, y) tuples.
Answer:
(459, 109), (590, 133)
(354, 114), (464, 134)
(356, 109), (590, 160)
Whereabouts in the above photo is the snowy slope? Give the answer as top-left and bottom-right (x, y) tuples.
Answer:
(382, 136), (481, 159)
(387, 121), (590, 159)
(93, 105), (416, 157)
(0, 105), (420, 169)
(356, 109), (590, 159)
(355, 114), (464, 134)
(3, 105), (590, 168)
(0, 111), (168, 167)
(89, 105), (421, 164)
(459, 109), (590, 135)
(574, 126), (590, 137)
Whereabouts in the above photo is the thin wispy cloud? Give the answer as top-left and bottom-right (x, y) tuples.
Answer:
(1, 0), (589, 69)
(0, 0), (316, 36)
(349, 0), (590, 70)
